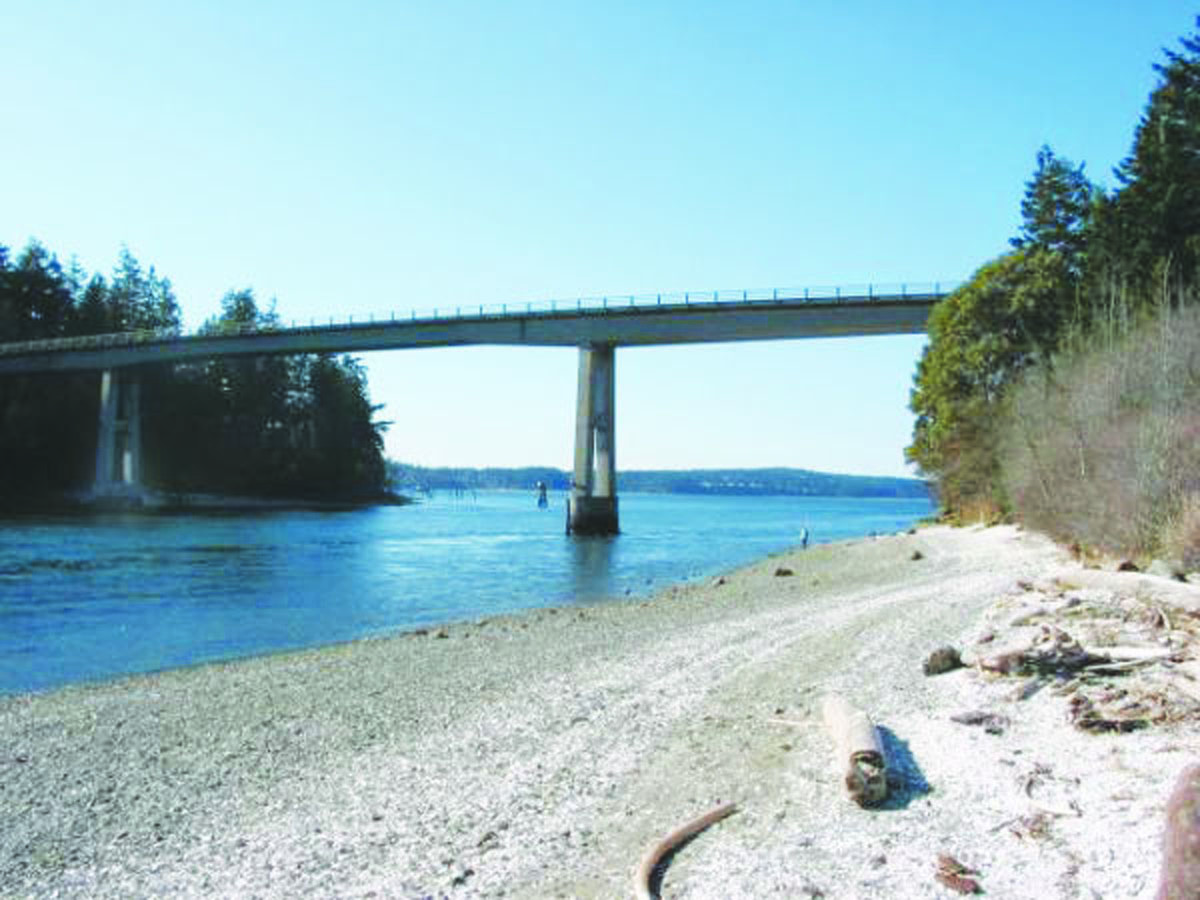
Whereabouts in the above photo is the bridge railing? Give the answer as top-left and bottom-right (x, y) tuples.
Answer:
(0, 281), (960, 358)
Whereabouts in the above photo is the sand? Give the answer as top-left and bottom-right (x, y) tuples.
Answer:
(2, 524), (1197, 898)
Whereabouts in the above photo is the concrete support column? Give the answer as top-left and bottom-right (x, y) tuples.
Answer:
(122, 377), (141, 485)
(93, 369), (142, 498)
(568, 344), (618, 535)
(95, 370), (118, 488)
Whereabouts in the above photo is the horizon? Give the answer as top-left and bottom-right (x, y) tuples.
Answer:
(5, 3), (1191, 478)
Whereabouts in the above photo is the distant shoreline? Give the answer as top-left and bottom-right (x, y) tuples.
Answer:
(392, 463), (932, 500)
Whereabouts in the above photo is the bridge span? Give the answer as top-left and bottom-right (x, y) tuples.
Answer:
(0, 283), (952, 533)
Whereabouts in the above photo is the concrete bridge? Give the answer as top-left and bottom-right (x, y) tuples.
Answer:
(0, 283), (953, 533)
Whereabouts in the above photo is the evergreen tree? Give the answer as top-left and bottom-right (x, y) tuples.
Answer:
(1106, 18), (1200, 287)
(1010, 144), (1098, 276)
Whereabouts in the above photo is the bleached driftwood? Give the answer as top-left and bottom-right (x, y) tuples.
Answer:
(821, 693), (888, 807)
(632, 802), (737, 900)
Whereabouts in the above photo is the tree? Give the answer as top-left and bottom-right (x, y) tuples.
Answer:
(1010, 144), (1098, 276)
(907, 249), (1074, 515)
(0, 241), (75, 342)
(1104, 18), (1200, 288)
(108, 247), (181, 332)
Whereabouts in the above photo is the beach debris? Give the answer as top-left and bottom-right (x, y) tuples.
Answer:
(923, 646), (964, 676)
(774, 566), (795, 577)
(949, 710), (1009, 735)
(1117, 559), (1141, 572)
(631, 802), (737, 900)
(934, 853), (982, 894)
(978, 626), (1104, 676)
(434, 628), (450, 639)
(1157, 762), (1200, 900)
(910, 549), (924, 561)
(821, 694), (888, 807)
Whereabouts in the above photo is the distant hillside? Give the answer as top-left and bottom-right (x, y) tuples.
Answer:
(389, 464), (930, 499)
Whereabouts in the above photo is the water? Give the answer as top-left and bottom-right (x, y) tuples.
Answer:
(0, 491), (932, 696)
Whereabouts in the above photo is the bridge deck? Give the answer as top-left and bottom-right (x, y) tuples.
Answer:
(0, 287), (949, 374)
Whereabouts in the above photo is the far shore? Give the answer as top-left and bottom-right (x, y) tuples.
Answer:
(2, 524), (1196, 897)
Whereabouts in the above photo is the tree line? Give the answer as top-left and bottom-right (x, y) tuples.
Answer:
(908, 17), (1200, 562)
(0, 244), (389, 505)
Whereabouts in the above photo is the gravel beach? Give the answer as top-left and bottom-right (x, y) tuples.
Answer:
(3, 524), (1197, 898)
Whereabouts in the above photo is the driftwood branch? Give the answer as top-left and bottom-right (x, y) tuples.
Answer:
(632, 802), (738, 900)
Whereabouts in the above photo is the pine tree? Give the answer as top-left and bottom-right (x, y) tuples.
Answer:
(1108, 18), (1200, 286)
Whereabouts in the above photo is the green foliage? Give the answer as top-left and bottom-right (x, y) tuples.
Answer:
(1011, 144), (1097, 274)
(146, 289), (389, 499)
(1095, 18), (1200, 294)
(0, 241), (389, 505)
(907, 249), (1074, 513)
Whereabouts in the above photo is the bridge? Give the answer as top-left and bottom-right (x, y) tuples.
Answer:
(0, 282), (954, 533)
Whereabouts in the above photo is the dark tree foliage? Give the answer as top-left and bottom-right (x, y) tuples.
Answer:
(1101, 19), (1200, 290)
(907, 249), (1073, 514)
(0, 241), (389, 506)
(1010, 144), (1097, 276)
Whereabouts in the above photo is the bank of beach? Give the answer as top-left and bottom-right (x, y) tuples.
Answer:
(2, 524), (1196, 897)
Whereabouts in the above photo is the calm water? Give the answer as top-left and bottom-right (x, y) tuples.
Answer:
(0, 491), (932, 696)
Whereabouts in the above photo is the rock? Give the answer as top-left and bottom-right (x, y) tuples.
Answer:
(1117, 559), (1141, 572)
(433, 628), (450, 639)
(1147, 558), (1188, 582)
(910, 549), (924, 561)
(774, 566), (794, 577)
(923, 646), (964, 676)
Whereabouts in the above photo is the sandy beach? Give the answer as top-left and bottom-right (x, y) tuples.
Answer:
(3, 524), (1198, 898)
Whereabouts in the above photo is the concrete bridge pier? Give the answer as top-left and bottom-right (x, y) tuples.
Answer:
(567, 344), (618, 535)
(93, 369), (142, 498)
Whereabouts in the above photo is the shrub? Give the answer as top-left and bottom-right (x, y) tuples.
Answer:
(999, 300), (1200, 559)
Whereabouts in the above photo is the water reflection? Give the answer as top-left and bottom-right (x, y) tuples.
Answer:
(570, 534), (618, 602)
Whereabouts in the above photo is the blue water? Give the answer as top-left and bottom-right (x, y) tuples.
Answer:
(0, 491), (932, 696)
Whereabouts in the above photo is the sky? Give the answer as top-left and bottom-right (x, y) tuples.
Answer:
(3, 2), (1193, 477)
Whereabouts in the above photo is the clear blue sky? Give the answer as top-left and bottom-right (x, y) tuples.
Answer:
(4, 2), (1192, 477)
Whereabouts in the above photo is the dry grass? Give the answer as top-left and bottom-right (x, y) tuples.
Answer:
(999, 301), (1200, 561)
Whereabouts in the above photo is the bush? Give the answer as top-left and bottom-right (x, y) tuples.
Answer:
(999, 299), (1200, 558)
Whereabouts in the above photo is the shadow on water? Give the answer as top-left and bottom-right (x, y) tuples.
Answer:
(877, 725), (932, 810)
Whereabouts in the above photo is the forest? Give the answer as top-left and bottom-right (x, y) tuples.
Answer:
(0, 246), (389, 506)
(907, 18), (1200, 564)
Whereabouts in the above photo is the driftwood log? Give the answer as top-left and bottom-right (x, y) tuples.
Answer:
(1158, 763), (1200, 900)
(631, 802), (737, 900)
(822, 693), (888, 807)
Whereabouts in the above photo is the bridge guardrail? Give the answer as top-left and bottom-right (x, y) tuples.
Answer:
(0, 281), (960, 358)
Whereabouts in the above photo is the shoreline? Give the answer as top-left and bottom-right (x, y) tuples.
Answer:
(3, 525), (1195, 897)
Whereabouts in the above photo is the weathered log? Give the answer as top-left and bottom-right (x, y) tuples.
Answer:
(821, 693), (888, 807)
